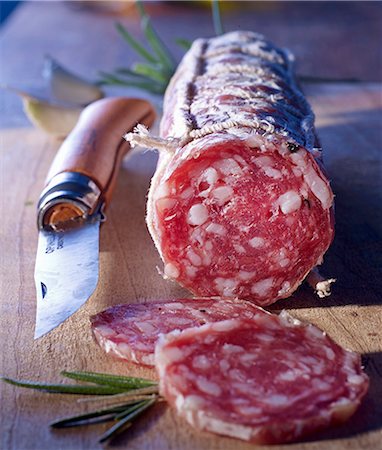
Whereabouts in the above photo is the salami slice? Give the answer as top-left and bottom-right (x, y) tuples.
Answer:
(91, 299), (263, 366)
(126, 31), (334, 306)
(156, 312), (369, 444)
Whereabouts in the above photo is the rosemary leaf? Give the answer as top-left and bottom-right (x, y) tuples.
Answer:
(98, 72), (131, 85)
(132, 63), (169, 84)
(136, 1), (176, 71)
(119, 79), (165, 95)
(115, 22), (158, 65)
(116, 385), (159, 397)
(175, 38), (192, 50)
(78, 385), (159, 401)
(141, 17), (176, 73)
(114, 67), (154, 78)
(50, 404), (130, 428)
(60, 371), (157, 390)
(1, 377), (126, 395)
(77, 391), (158, 405)
(98, 398), (157, 443)
(98, 72), (166, 94)
(114, 398), (156, 420)
(134, 0), (146, 17)
(114, 67), (169, 86)
(212, 0), (224, 36)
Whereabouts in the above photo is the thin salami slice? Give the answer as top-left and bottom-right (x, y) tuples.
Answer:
(156, 312), (369, 444)
(91, 299), (263, 366)
(126, 31), (335, 306)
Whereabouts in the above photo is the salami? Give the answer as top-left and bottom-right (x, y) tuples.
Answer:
(126, 31), (335, 306)
(91, 298), (263, 366)
(156, 312), (369, 444)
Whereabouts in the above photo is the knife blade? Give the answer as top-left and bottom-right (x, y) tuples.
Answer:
(34, 97), (155, 338)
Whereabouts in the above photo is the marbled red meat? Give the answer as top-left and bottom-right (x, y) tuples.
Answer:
(156, 312), (369, 444)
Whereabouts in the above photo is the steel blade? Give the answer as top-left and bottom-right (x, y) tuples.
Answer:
(34, 218), (100, 339)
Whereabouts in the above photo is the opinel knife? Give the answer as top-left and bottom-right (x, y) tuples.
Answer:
(34, 97), (155, 338)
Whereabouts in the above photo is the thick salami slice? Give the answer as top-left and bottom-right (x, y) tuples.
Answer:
(156, 312), (369, 444)
(91, 298), (263, 366)
(126, 31), (334, 306)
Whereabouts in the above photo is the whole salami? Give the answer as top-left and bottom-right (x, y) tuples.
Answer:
(156, 312), (369, 444)
(126, 31), (335, 306)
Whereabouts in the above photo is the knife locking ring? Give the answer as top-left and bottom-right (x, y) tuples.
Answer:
(37, 172), (102, 232)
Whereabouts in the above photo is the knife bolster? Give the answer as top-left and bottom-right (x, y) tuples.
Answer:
(37, 172), (102, 231)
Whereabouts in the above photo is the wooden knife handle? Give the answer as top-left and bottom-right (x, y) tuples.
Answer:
(47, 97), (155, 202)
(39, 97), (155, 230)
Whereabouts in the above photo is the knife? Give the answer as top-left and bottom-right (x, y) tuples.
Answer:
(34, 97), (155, 339)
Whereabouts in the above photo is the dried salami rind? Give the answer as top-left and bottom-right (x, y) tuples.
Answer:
(126, 31), (335, 305)
(155, 312), (369, 444)
(91, 298), (264, 366)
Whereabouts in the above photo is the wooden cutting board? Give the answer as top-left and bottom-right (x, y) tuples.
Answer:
(1, 83), (381, 450)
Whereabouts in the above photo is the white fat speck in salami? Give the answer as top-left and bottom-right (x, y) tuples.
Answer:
(249, 237), (265, 248)
(155, 311), (369, 445)
(263, 167), (283, 179)
(156, 198), (177, 215)
(187, 249), (202, 266)
(211, 185), (234, 205)
(214, 158), (242, 176)
(91, 298), (264, 366)
(127, 31), (335, 306)
(251, 278), (274, 296)
(205, 223), (226, 236)
(278, 191), (302, 214)
(187, 204), (209, 226)
(203, 167), (219, 185)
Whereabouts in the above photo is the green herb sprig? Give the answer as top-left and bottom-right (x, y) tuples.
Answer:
(99, 1), (181, 95)
(212, 0), (224, 36)
(98, 0), (224, 95)
(2, 371), (159, 444)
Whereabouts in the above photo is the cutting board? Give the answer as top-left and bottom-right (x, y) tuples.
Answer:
(1, 83), (381, 450)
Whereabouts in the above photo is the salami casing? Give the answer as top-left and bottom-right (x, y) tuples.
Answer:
(156, 312), (369, 444)
(126, 31), (335, 306)
(91, 298), (263, 366)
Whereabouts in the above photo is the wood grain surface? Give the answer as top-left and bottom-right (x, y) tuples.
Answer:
(1, 80), (381, 450)
(1, 2), (381, 450)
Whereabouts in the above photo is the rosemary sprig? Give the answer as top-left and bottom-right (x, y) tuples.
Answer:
(212, 0), (224, 36)
(1, 371), (160, 444)
(99, 1), (177, 94)
(99, 1), (225, 95)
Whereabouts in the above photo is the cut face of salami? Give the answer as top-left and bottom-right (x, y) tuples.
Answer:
(91, 299), (264, 366)
(126, 31), (335, 306)
(156, 312), (369, 445)
(152, 138), (333, 305)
